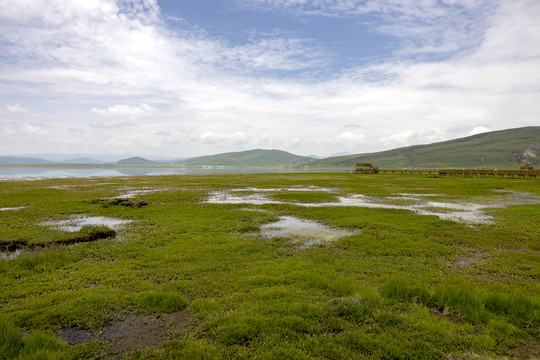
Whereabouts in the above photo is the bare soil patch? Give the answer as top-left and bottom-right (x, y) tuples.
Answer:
(1, 227), (116, 252)
(58, 310), (193, 354)
(92, 198), (148, 208)
(511, 343), (540, 359)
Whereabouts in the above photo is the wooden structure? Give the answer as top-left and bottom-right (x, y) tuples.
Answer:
(378, 168), (438, 174)
(351, 164), (539, 178)
(437, 167), (539, 178)
(353, 163), (379, 174)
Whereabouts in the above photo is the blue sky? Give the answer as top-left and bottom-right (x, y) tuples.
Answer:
(0, 0), (539, 159)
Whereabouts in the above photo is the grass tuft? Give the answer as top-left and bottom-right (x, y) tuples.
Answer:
(0, 320), (72, 360)
(139, 291), (188, 313)
(484, 292), (539, 326)
(72, 225), (116, 243)
(0, 317), (23, 360)
(331, 276), (356, 296)
(4, 250), (74, 273)
(432, 285), (488, 323)
(206, 314), (265, 346)
(381, 276), (430, 303)
(19, 331), (71, 360)
(331, 297), (373, 324)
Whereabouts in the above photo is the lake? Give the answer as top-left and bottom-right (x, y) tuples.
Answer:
(0, 166), (312, 180)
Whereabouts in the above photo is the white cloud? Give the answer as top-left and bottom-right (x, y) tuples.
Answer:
(378, 128), (446, 148)
(199, 131), (247, 145)
(319, 131), (365, 147)
(237, 0), (494, 57)
(0, 0), (538, 157)
(379, 129), (416, 148)
(221, 35), (326, 72)
(6, 104), (28, 114)
(469, 126), (491, 136)
(23, 124), (47, 135)
(91, 104), (159, 119)
(90, 120), (137, 128)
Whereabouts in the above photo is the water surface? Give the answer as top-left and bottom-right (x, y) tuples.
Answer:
(0, 166), (309, 180)
(41, 216), (132, 232)
(205, 187), (540, 224)
(261, 216), (357, 248)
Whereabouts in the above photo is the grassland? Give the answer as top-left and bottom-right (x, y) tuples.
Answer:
(174, 149), (315, 167)
(306, 126), (540, 169)
(0, 173), (539, 359)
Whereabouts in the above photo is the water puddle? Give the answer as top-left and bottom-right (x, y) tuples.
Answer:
(236, 186), (336, 193)
(261, 216), (357, 248)
(205, 187), (540, 224)
(0, 249), (22, 260)
(0, 206), (25, 211)
(328, 195), (495, 224)
(119, 187), (168, 198)
(206, 191), (282, 205)
(490, 190), (540, 205)
(41, 216), (132, 232)
(2, 217), (124, 260)
(449, 254), (488, 269)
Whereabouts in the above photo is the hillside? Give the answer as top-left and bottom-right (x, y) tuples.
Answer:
(175, 149), (315, 167)
(115, 157), (163, 166)
(305, 126), (540, 169)
(62, 158), (109, 165)
(0, 156), (52, 164)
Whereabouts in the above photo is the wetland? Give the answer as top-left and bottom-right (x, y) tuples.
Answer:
(0, 172), (539, 359)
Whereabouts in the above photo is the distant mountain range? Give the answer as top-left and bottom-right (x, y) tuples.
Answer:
(174, 149), (314, 167)
(0, 156), (53, 164)
(114, 157), (164, 166)
(62, 157), (109, 165)
(1, 127), (538, 169)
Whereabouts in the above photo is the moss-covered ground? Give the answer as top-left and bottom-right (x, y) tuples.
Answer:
(0, 173), (539, 359)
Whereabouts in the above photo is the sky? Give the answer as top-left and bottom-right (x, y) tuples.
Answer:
(0, 0), (539, 159)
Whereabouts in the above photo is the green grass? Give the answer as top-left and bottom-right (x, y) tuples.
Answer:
(18, 331), (71, 360)
(139, 291), (188, 313)
(0, 172), (539, 359)
(176, 149), (314, 167)
(0, 318), (73, 360)
(307, 126), (540, 169)
(0, 317), (23, 360)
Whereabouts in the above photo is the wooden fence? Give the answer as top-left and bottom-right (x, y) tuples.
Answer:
(375, 168), (539, 178)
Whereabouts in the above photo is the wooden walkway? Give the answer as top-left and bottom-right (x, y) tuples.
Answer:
(376, 168), (539, 178)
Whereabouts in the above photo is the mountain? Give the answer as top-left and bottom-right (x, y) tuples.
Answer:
(328, 151), (353, 158)
(62, 158), (109, 165)
(15, 153), (128, 162)
(115, 157), (163, 166)
(0, 156), (52, 164)
(175, 149), (315, 167)
(304, 126), (540, 169)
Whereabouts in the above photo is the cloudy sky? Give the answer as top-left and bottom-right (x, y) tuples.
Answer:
(1, 0), (539, 159)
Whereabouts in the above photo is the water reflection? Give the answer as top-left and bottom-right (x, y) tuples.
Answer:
(41, 216), (132, 232)
(0, 167), (124, 180)
(0, 249), (22, 260)
(0, 206), (25, 211)
(0, 166), (307, 180)
(205, 188), (540, 224)
(261, 216), (358, 248)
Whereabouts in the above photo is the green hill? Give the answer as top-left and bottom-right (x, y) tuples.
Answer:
(115, 157), (163, 166)
(175, 149), (315, 167)
(306, 126), (540, 169)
